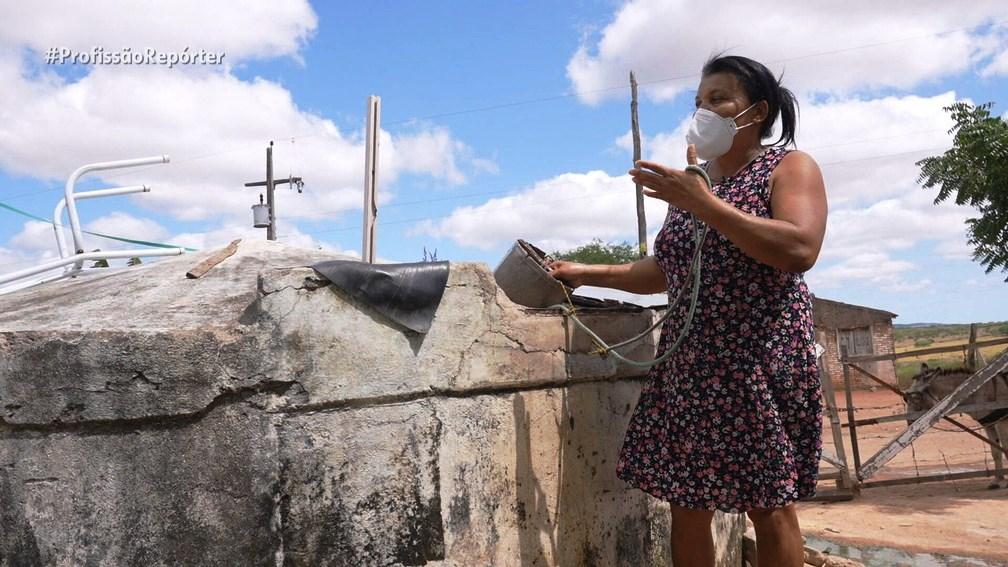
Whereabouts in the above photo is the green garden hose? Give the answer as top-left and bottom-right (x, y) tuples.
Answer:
(553, 164), (712, 368)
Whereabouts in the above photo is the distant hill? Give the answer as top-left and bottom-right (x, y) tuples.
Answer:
(893, 321), (1008, 342)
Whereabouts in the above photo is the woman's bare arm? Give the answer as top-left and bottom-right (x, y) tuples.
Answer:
(548, 255), (667, 294)
(631, 148), (827, 273)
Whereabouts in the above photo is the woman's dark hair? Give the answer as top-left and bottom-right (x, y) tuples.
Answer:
(702, 54), (798, 147)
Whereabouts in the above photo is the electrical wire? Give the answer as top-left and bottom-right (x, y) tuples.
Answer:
(283, 143), (956, 240)
(0, 201), (197, 252)
(3, 18), (1005, 256)
(26, 17), (1003, 187)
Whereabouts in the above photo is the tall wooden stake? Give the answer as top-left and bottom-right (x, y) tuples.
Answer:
(967, 323), (978, 370)
(266, 142), (275, 241)
(630, 71), (646, 258)
(363, 95), (381, 263)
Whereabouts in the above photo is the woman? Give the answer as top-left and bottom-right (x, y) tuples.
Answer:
(549, 55), (827, 567)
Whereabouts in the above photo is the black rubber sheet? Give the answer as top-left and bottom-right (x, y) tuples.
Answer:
(310, 260), (450, 334)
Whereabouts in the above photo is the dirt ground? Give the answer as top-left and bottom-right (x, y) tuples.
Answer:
(796, 389), (1008, 564)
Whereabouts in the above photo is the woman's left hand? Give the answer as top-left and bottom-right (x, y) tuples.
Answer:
(628, 145), (711, 212)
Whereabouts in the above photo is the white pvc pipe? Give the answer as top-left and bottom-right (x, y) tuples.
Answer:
(64, 155), (169, 267)
(1, 264), (105, 293)
(0, 248), (185, 287)
(53, 185), (150, 260)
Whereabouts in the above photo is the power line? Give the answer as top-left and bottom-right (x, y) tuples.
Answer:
(3, 19), (999, 248)
(28, 17), (1000, 184)
(384, 19), (1008, 125)
(1, 137), (962, 248)
(0, 200), (197, 251)
(278, 143), (954, 226)
(285, 144), (953, 240)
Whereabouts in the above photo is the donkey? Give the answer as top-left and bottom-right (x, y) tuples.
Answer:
(905, 363), (1008, 489)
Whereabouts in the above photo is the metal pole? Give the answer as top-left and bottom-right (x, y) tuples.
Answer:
(266, 141), (276, 241)
(0, 248), (186, 287)
(53, 185), (149, 260)
(362, 95), (380, 263)
(63, 155), (169, 268)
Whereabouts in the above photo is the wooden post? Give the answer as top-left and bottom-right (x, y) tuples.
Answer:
(819, 356), (853, 490)
(266, 141), (276, 241)
(244, 145), (302, 240)
(967, 323), (978, 370)
(630, 71), (646, 258)
(362, 95), (381, 263)
(841, 361), (862, 476)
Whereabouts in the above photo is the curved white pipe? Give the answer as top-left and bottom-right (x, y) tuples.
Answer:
(64, 155), (169, 268)
(53, 185), (150, 261)
(0, 247), (185, 288)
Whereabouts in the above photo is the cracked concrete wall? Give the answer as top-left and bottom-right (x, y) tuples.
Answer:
(0, 241), (744, 566)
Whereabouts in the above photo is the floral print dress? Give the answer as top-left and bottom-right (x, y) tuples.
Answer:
(616, 146), (822, 512)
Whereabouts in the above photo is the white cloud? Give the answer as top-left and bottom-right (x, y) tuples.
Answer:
(0, 1), (317, 64)
(414, 170), (668, 252)
(0, 2), (496, 285)
(0, 61), (486, 224)
(614, 91), (958, 208)
(805, 252), (929, 292)
(10, 220), (59, 254)
(799, 93), (958, 207)
(819, 192), (972, 262)
(420, 86), (983, 305)
(0, 229), (57, 275)
(382, 127), (469, 186)
(933, 234), (975, 261)
(423, 88), (978, 284)
(1, 212), (361, 278)
(85, 212), (170, 245)
(979, 26), (1008, 77)
(613, 90), (973, 265)
(169, 223), (333, 254)
(567, 0), (1006, 104)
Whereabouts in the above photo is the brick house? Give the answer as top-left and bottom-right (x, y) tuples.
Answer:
(811, 296), (898, 388)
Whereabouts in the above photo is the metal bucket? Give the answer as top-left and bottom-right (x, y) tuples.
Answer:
(493, 239), (573, 308)
(252, 203), (270, 228)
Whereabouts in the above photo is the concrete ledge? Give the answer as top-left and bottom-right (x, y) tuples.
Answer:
(0, 242), (743, 565)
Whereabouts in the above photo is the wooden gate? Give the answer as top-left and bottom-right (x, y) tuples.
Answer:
(820, 333), (1008, 490)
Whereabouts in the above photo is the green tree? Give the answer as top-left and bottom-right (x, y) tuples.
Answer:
(917, 102), (1008, 281)
(553, 239), (639, 264)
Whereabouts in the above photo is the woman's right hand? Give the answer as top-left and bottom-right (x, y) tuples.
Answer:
(546, 257), (665, 295)
(546, 260), (588, 288)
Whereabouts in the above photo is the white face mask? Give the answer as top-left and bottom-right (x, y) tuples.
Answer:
(686, 102), (759, 161)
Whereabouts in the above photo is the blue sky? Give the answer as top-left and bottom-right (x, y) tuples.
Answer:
(0, 1), (1006, 323)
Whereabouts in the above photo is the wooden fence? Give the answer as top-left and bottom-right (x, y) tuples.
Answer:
(815, 329), (1008, 495)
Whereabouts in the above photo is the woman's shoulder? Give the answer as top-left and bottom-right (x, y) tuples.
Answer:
(769, 148), (821, 178)
(775, 148), (819, 166)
